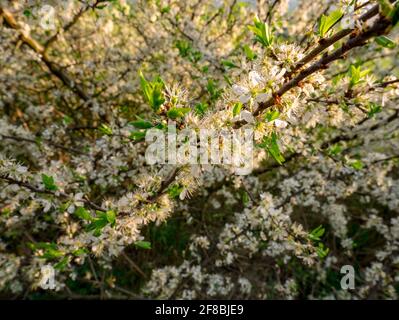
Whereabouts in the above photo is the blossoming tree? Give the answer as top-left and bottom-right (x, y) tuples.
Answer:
(0, 0), (398, 299)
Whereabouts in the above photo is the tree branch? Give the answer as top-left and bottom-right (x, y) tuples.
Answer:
(0, 175), (106, 212)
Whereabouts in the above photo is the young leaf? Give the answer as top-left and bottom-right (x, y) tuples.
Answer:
(248, 16), (274, 47)
(206, 79), (222, 101)
(258, 132), (285, 165)
(328, 143), (342, 156)
(316, 243), (330, 258)
(54, 257), (70, 270)
(350, 159), (364, 170)
(378, 0), (394, 18)
(242, 191), (250, 205)
(232, 102), (243, 117)
(309, 225), (325, 241)
(139, 71), (165, 112)
(367, 103), (382, 118)
(129, 117), (154, 129)
(318, 10), (343, 38)
(264, 110), (280, 122)
(167, 107), (190, 119)
(221, 60), (238, 69)
(243, 44), (257, 61)
(99, 124), (113, 136)
(194, 102), (208, 116)
(168, 184), (183, 199)
(86, 218), (108, 236)
(106, 210), (116, 227)
(72, 248), (88, 256)
(32, 242), (64, 260)
(75, 207), (92, 221)
(41, 174), (58, 191)
(160, 6), (171, 14)
(129, 131), (146, 141)
(135, 241), (152, 250)
(375, 36), (396, 49)
(348, 65), (370, 89)
(23, 9), (32, 17)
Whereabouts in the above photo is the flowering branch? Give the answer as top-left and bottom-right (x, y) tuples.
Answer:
(0, 175), (106, 212)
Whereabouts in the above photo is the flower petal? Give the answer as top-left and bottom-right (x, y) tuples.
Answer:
(249, 71), (264, 87)
(232, 84), (250, 96)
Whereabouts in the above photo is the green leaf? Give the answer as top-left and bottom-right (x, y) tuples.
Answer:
(175, 40), (202, 63)
(224, 75), (233, 86)
(242, 191), (250, 205)
(175, 39), (190, 57)
(316, 243), (329, 258)
(350, 159), (364, 170)
(62, 115), (73, 125)
(309, 225), (325, 241)
(30, 242), (55, 251)
(54, 257), (70, 270)
(348, 65), (370, 89)
(41, 249), (64, 260)
(221, 60), (238, 69)
(99, 124), (113, 136)
(206, 79), (222, 101)
(32, 242), (64, 260)
(194, 102), (208, 116)
(129, 131), (146, 141)
(86, 218), (108, 236)
(106, 210), (116, 226)
(201, 66), (209, 73)
(129, 117), (154, 129)
(168, 184), (183, 199)
(41, 174), (58, 191)
(248, 17), (274, 47)
(243, 45), (257, 61)
(134, 241), (152, 250)
(318, 10), (343, 38)
(167, 107), (190, 119)
(75, 207), (92, 221)
(328, 144), (342, 156)
(85, 210), (116, 236)
(367, 103), (382, 118)
(378, 0), (394, 18)
(264, 110), (280, 122)
(139, 71), (165, 112)
(375, 36), (396, 49)
(160, 6), (171, 14)
(72, 248), (88, 256)
(232, 102), (243, 117)
(257, 132), (285, 165)
(23, 9), (32, 17)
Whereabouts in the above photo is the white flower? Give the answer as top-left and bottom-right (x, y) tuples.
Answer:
(67, 204), (75, 214)
(273, 119), (288, 128)
(179, 188), (189, 200)
(42, 200), (52, 213)
(271, 66), (286, 80)
(16, 165), (27, 174)
(232, 84), (251, 103)
(249, 71), (264, 87)
(239, 110), (255, 124)
(255, 92), (270, 104)
(341, 4), (355, 29)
